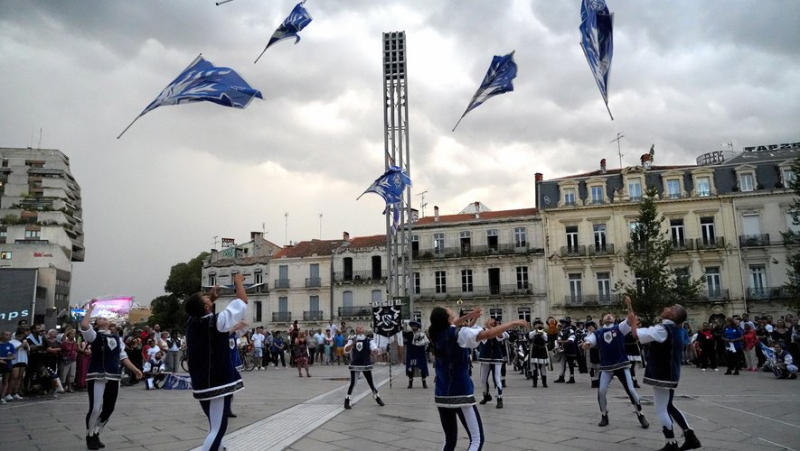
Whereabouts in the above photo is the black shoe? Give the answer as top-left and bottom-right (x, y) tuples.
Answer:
(733, 371), (739, 375)
(679, 429), (701, 450)
(86, 435), (99, 451)
(591, 380), (599, 388)
(633, 381), (641, 388)
(637, 413), (650, 429)
(95, 435), (105, 449)
(790, 373), (797, 380)
(598, 414), (609, 427)
(724, 371), (732, 375)
(554, 376), (565, 383)
(408, 379), (413, 389)
(657, 442), (679, 451)
(496, 398), (503, 409)
(422, 379), (428, 389)
(542, 377), (548, 388)
(532, 379), (538, 388)
(227, 412), (237, 418)
(479, 393), (492, 404)
(566, 377), (575, 384)
(374, 395), (385, 407)
(344, 398), (351, 409)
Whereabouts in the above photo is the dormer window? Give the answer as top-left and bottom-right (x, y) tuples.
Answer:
(558, 180), (581, 207)
(564, 188), (576, 206)
(779, 161), (796, 188)
(666, 179), (681, 198)
(696, 177), (710, 197)
(585, 177), (608, 205)
(740, 173), (754, 192)
(590, 186), (604, 204)
(734, 165), (758, 192)
(660, 170), (685, 200)
(690, 168), (716, 198)
(628, 178), (642, 201)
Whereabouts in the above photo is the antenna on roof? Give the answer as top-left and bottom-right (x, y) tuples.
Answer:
(610, 132), (626, 169)
(416, 191), (428, 217)
(319, 213), (323, 239)
(284, 212), (289, 246)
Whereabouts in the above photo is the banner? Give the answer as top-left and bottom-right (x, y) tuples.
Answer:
(0, 269), (36, 331)
(87, 296), (134, 323)
(372, 298), (403, 337)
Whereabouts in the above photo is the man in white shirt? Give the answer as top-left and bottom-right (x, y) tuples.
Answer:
(314, 330), (326, 365)
(251, 327), (266, 370)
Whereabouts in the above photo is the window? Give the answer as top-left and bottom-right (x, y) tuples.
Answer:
(629, 221), (641, 249)
(518, 307), (531, 323)
(597, 272), (610, 302)
(371, 290), (382, 303)
(309, 263), (320, 284)
(489, 308), (503, 322)
(750, 265), (766, 295)
(413, 272), (420, 295)
(516, 266), (529, 289)
(566, 225), (579, 250)
(593, 224), (606, 250)
(460, 231), (472, 254)
(371, 256), (382, 279)
(310, 295), (320, 312)
(628, 179), (642, 201)
(435, 271), (447, 293)
(343, 291), (353, 308)
(696, 177), (710, 197)
(666, 179), (681, 198)
(413, 311), (422, 323)
(674, 268), (690, 284)
(254, 270), (263, 285)
(742, 215), (761, 238)
(591, 186), (604, 204)
(739, 173), (754, 192)
(0, 229), (6, 238)
(783, 168), (796, 188)
(434, 233), (445, 255)
(0, 251), (11, 260)
(514, 227), (527, 247)
(635, 276), (646, 294)
(569, 274), (582, 301)
(787, 212), (800, 233)
(670, 219), (685, 247)
(278, 297), (288, 312)
(25, 230), (40, 238)
(486, 229), (499, 251)
(461, 269), (473, 292)
(705, 267), (721, 298)
(564, 188), (576, 206)
(700, 217), (716, 245)
(254, 301), (262, 322)
(411, 235), (419, 256)
(208, 274), (216, 286)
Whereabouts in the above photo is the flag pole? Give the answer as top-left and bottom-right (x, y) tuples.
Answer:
(116, 114), (144, 140)
(604, 101), (614, 121)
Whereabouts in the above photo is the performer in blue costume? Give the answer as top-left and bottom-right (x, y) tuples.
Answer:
(404, 320), (429, 389)
(582, 297), (648, 429)
(528, 318), (549, 388)
(629, 300), (701, 451)
(343, 325), (384, 409)
(184, 273), (248, 451)
(477, 317), (509, 408)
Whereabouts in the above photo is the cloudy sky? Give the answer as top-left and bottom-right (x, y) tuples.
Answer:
(1, 1), (799, 305)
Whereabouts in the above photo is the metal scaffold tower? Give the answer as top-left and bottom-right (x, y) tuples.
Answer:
(382, 31), (414, 317)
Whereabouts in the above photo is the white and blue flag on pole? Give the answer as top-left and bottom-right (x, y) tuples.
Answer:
(254, 1), (313, 64)
(452, 51), (517, 132)
(117, 55), (263, 138)
(357, 166), (412, 206)
(580, 0), (614, 120)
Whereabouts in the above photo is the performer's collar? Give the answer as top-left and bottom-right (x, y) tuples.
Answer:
(356, 334), (366, 340)
(201, 313), (213, 319)
(661, 319), (676, 325)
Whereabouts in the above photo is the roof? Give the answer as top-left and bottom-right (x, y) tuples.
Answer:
(549, 165), (696, 181)
(346, 234), (386, 248)
(416, 208), (538, 225)
(724, 148), (800, 166)
(273, 239), (348, 258)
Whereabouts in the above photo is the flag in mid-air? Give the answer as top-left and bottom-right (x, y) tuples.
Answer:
(358, 166), (412, 234)
(579, 0), (614, 119)
(254, 1), (313, 63)
(117, 55), (263, 138)
(452, 51), (517, 132)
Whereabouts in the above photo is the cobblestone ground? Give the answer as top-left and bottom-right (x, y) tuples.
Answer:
(1, 361), (798, 451)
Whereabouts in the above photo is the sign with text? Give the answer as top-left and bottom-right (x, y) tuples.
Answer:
(0, 269), (36, 331)
(221, 238), (235, 248)
(372, 298), (403, 337)
(743, 142), (800, 152)
(86, 296), (134, 323)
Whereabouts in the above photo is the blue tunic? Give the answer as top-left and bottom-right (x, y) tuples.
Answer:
(348, 336), (374, 372)
(433, 326), (480, 408)
(87, 332), (123, 381)
(186, 309), (244, 401)
(404, 331), (429, 377)
(643, 323), (682, 389)
(477, 330), (507, 364)
(593, 324), (631, 372)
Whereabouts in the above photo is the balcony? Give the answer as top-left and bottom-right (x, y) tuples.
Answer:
(564, 294), (616, 307)
(417, 284), (537, 300)
(303, 310), (323, 321)
(588, 243), (615, 256)
(560, 245), (586, 258)
(739, 234), (770, 247)
(671, 239), (695, 252)
(15, 239), (48, 244)
(333, 270), (387, 283)
(695, 236), (725, 250)
(338, 306), (372, 318)
(746, 287), (790, 300)
(305, 277), (322, 288)
(274, 278), (291, 289)
(415, 243), (532, 260)
(697, 289), (730, 302)
(272, 311), (292, 322)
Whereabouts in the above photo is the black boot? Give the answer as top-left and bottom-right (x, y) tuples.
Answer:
(566, 376), (575, 384)
(658, 427), (679, 451)
(637, 412), (650, 429)
(344, 398), (351, 409)
(496, 398), (503, 409)
(479, 392), (492, 404)
(422, 378), (428, 389)
(633, 380), (641, 388)
(374, 393), (385, 406)
(554, 376), (565, 383)
(657, 442), (679, 451)
(679, 429), (701, 450)
(95, 435), (105, 449)
(86, 435), (99, 451)
(532, 377), (538, 388)
(598, 413), (609, 427)
(408, 379), (413, 389)
(541, 376), (548, 388)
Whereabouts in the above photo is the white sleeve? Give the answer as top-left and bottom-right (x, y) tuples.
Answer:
(457, 326), (482, 349)
(370, 340), (380, 353)
(586, 332), (597, 347)
(636, 325), (668, 344)
(143, 361), (152, 372)
(496, 331), (509, 342)
(619, 320), (631, 336)
(568, 333), (575, 342)
(119, 340), (129, 361)
(80, 326), (97, 344)
(216, 299), (247, 333)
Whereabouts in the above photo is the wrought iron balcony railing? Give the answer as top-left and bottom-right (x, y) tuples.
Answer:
(303, 310), (323, 321)
(739, 234), (770, 247)
(272, 311), (292, 322)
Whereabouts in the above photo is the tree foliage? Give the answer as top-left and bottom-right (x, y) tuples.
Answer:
(616, 186), (704, 324)
(781, 157), (800, 311)
(149, 251), (209, 332)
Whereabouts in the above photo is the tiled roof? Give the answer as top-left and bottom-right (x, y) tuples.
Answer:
(274, 239), (348, 258)
(415, 208), (538, 225)
(549, 165), (695, 181)
(346, 234), (387, 248)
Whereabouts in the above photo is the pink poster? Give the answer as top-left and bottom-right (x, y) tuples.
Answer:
(86, 296), (134, 322)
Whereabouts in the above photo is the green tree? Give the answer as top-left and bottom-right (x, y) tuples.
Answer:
(150, 251), (210, 331)
(781, 157), (800, 311)
(615, 186), (703, 324)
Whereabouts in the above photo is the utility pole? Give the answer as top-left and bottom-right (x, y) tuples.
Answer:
(284, 212), (289, 246)
(212, 236), (219, 250)
(416, 191), (428, 218)
(319, 213), (323, 239)
(610, 132), (625, 169)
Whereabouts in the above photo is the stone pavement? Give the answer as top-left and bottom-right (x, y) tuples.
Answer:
(1, 361), (798, 451)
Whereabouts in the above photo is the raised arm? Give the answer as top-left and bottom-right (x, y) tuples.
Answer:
(624, 296), (638, 340)
(81, 300), (96, 331)
(476, 320), (527, 342)
(234, 273), (248, 304)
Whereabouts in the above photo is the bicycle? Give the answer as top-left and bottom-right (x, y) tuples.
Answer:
(180, 349), (189, 372)
(240, 347), (256, 372)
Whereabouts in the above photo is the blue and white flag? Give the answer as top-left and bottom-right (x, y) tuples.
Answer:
(453, 51), (517, 132)
(118, 55), (263, 138)
(579, 0), (614, 120)
(358, 166), (412, 206)
(760, 342), (776, 362)
(254, 1), (313, 64)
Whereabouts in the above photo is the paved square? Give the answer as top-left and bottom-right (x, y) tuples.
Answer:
(1, 363), (798, 450)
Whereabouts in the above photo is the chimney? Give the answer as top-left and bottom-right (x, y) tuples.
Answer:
(641, 153), (652, 169)
(251, 231), (263, 241)
(534, 173), (544, 209)
(474, 201), (481, 219)
(600, 159), (607, 174)
(434, 206), (440, 222)
(343, 231), (350, 241)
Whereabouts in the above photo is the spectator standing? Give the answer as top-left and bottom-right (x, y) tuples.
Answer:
(252, 327), (266, 370)
(166, 332), (181, 373)
(76, 335), (91, 390)
(272, 332), (287, 369)
(59, 329), (78, 392)
(323, 329), (333, 365)
(722, 318), (743, 375)
(0, 331), (14, 404)
(334, 330), (346, 365)
(7, 329), (29, 401)
(295, 332), (311, 377)
(742, 324), (759, 372)
(772, 320), (790, 345)
(696, 323), (717, 372)
(314, 329), (326, 365)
